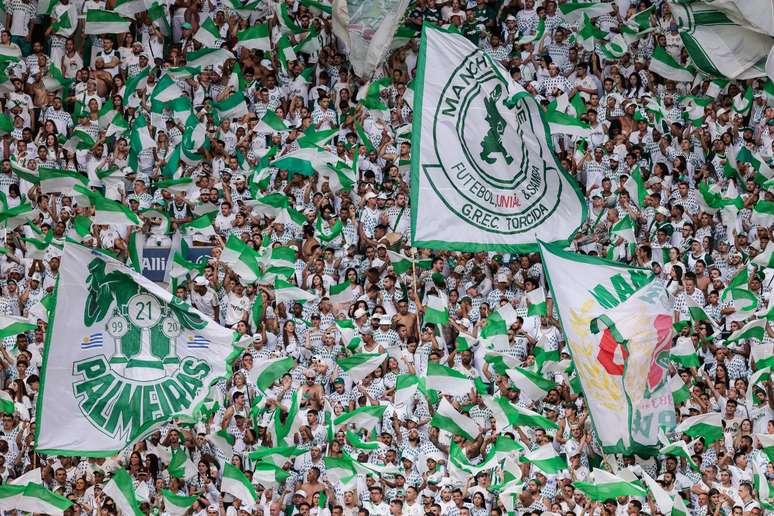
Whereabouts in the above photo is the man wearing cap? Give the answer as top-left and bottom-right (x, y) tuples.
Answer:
(191, 275), (219, 322)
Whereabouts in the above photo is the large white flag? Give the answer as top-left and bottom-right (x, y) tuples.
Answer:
(671, 2), (773, 79)
(411, 25), (585, 252)
(332, 0), (411, 79)
(36, 243), (240, 455)
(539, 241), (675, 454)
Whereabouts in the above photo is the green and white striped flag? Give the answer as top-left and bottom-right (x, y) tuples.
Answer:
(558, 1), (612, 22)
(394, 374), (419, 406)
(221, 463), (257, 505)
(237, 23), (271, 50)
(147, 1), (170, 35)
(103, 469), (143, 516)
(727, 318), (767, 343)
(670, 375), (692, 405)
(506, 367), (556, 401)
(733, 85), (754, 114)
(334, 404), (387, 429)
(517, 17), (545, 44)
(161, 490), (198, 516)
(92, 192), (141, 226)
(168, 448), (197, 479)
(251, 356), (295, 391)
(0, 391), (15, 415)
(675, 412), (724, 444)
(337, 352), (386, 383)
(0, 483), (73, 515)
(573, 468), (647, 500)
(248, 445), (305, 468)
(650, 46), (694, 82)
(186, 48), (235, 68)
(329, 281), (353, 304)
(425, 362), (474, 396)
(660, 439), (701, 472)
(521, 443), (567, 474)
(277, 34), (298, 73)
(424, 295), (449, 324)
(386, 250), (413, 275)
(212, 92), (249, 120)
(0, 315), (36, 339)
(757, 433), (774, 462)
(195, 17), (221, 47)
(0, 202), (37, 230)
(545, 108), (591, 137)
(114, 0), (148, 16)
(208, 429), (235, 459)
(430, 397), (480, 440)
(481, 394), (558, 431)
(252, 462), (291, 487)
(274, 279), (316, 304)
(526, 287), (547, 316)
(623, 164), (646, 206)
(256, 110), (289, 133)
(323, 456), (357, 488)
(277, 2), (304, 33)
(38, 168), (87, 194)
(151, 74), (184, 103)
(84, 10), (131, 34)
(670, 336), (700, 367)
(753, 240), (774, 268)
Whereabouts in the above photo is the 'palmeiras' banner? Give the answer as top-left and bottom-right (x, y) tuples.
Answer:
(410, 25), (585, 252)
(36, 243), (240, 456)
(539, 241), (675, 455)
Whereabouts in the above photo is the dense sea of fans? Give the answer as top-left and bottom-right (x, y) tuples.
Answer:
(0, 0), (772, 514)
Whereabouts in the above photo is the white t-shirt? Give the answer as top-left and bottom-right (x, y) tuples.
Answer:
(191, 288), (218, 321)
(225, 291), (250, 326)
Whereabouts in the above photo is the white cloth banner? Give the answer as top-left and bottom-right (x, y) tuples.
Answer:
(36, 243), (238, 455)
(410, 25), (585, 252)
(539, 242), (675, 454)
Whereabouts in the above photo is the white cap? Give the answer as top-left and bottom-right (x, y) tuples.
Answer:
(364, 191), (377, 201)
(656, 206), (670, 217)
(379, 315), (392, 326)
(353, 308), (367, 319)
(496, 273), (508, 283)
(194, 276), (208, 286)
(31, 273), (42, 282)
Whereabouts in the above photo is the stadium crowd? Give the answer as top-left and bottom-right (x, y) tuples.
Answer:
(0, 0), (773, 514)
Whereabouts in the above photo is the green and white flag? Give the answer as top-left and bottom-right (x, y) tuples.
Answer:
(660, 439), (701, 472)
(36, 243), (241, 455)
(0, 391), (15, 415)
(526, 287), (547, 316)
(328, 281), (353, 304)
(256, 110), (289, 133)
(558, 1), (613, 22)
(221, 463), (257, 505)
(253, 462), (291, 487)
(675, 412), (724, 444)
(274, 279), (316, 304)
(334, 404), (387, 429)
(151, 75), (184, 103)
(623, 164), (646, 206)
(545, 108), (592, 137)
(249, 357), (295, 391)
(411, 26), (584, 252)
(425, 362), (474, 396)
(733, 85), (753, 113)
(93, 191), (142, 226)
(670, 375), (692, 404)
(195, 17), (221, 47)
(0, 315), (37, 339)
(168, 448), (197, 479)
(212, 92), (249, 120)
(39, 168), (87, 194)
(540, 241), (675, 454)
(757, 433), (774, 461)
(671, 3), (773, 79)
(0, 483), (73, 515)
(276, 34), (297, 73)
(248, 445), (306, 467)
(85, 10), (131, 34)
(521, 443), (566, 474)
(649, 46), (694, 82)
(114, 0), (148, 16)
(386, 250), (413, 274)
(574, 468), (647, 500)
(727, 318), (766, 343)
(237, 23), (271, 50)
(430, 397), (480, 440)
(103, 469), (143, 516)
(505, 367), (556, 401)
(161, 490), (198, 516)
(186, 48), (236, 68)
(337, 352), (386, 383)
(670, 336), (700, 367)
(423, 295), (449, 324)
(331, 0), (411, 78)
(394, 374), (419, 406)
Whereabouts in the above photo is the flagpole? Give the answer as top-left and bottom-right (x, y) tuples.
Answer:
(410, 248), (422, 340)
